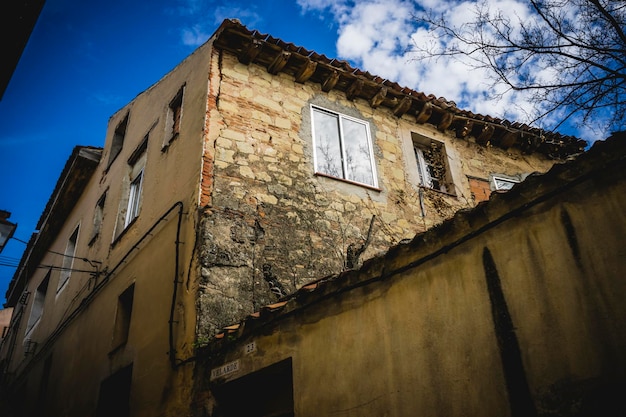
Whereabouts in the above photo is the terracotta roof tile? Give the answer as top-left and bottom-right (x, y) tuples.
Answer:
(212, 19), (587, 158)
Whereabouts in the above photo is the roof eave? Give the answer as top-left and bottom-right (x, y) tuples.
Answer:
(5, 146), (102, 307)
(212, 19), (587, 159)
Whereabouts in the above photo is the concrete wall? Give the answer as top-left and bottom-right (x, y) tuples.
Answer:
(200, 136), (626, 417)
(196, 48), (558, 337)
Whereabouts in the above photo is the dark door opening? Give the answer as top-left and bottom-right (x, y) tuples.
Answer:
(211, 358), (294, 417)
(95, 363), (133, 417)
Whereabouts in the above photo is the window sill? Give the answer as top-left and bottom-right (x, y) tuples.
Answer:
(314, 172), (381, 192)
(419, 185), (457, 198)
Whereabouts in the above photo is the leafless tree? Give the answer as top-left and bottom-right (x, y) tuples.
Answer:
(413, 0), (626, 134)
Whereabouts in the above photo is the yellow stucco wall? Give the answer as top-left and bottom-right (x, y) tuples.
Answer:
(2, 37), (215, 417)
(202, 137), (626, 417)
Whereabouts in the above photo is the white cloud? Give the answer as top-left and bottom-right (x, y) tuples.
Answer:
(297, 0), (577, 133)
(178, 3), (262, 47)
(296, 0), (352, 17)
(181, 25), (211, 46)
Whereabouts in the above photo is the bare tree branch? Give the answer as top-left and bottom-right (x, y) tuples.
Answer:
(412, 0), (626, 134)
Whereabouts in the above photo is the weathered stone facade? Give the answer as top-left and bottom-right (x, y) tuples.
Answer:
(195, 38), (563, 337)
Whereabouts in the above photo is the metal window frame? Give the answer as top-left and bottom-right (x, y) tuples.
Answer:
(310, 104), (378, 188)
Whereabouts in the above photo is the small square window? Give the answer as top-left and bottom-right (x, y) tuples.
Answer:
(412, 134), (452, 193)
(491, 174), (520, 191)
(311, 105), (377, 187)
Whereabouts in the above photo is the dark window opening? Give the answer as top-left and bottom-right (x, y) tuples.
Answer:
(412, 133), (453, 193)
(89, 191), (107, 245)
(95, 364), (133, 417)
(165, 86), (184, 145)
(111, 284), (134, 351)
(212, 358), (294, 417)
(108, 113), (129, 167)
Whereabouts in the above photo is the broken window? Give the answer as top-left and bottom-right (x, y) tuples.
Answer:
(108, 113), (129, 168)
(164, 85), (185, 147)
(57, 225), (79, 294)
(311, 105), (377, 187)
(89, 191), (107, 245)
(412, 134), (452, 193)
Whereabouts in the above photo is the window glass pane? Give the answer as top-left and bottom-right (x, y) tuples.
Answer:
(126, 170), (143, 227)
(312, 109), (343, 178)
(494, 178), (517, 190)
(341, 118), (374, 186)
(414, 146), (433, 188)
(58, 226), (79, 292)
(26, 273), (49, 334)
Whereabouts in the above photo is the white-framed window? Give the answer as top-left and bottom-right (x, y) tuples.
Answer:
(115, 139), (147, 239)
(124, 169), (143, 228)
(25, 271), (50, 337)
(57, 225), (79, 294)
(490, 174), (521, 191)
(311, 105), (377, 188)
(412, 134), (452, 193)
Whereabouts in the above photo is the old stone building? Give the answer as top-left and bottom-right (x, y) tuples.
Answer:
(0, 19), (590, 417)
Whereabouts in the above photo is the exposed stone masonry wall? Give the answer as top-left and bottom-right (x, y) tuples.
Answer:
(196, 50), (556, 337)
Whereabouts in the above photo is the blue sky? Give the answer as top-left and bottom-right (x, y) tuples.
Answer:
(0, 0), (604, 303)
(0, 0), (345, 303)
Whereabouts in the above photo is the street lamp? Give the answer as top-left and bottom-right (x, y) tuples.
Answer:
(0, 210), (17, 254)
